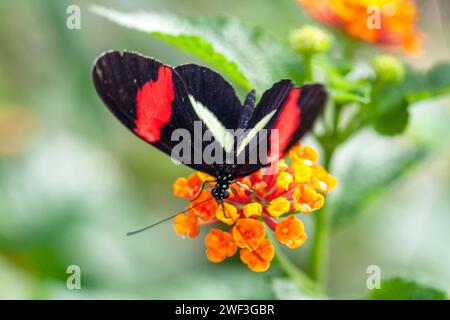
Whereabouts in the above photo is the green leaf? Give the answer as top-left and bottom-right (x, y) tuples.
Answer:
(367, 84), (409, 136)
(91, 6), (302, 93)
(331, 148), (427, 228)
(368, 278), (447, 300)
(331, 86), (370, 105)
(404, 63), (450, 103)
(318, 59), (371, 105)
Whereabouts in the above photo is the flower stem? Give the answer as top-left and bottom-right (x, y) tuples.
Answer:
(308, 145), (335, 292)
(342, 36), (357, 60)
(303, 54), (313, 83)
(274, 244), (318, 294)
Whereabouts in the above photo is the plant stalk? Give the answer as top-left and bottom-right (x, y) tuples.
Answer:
(274, 244), (318, 294)
(303, 54), (314, 83)
(308, 144), (335, 292)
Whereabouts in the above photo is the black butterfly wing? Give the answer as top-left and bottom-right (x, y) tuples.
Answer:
(93, 51), (327, 180)
(232, 82), (327, 178)
(92, 51), (217, 175)
(174, 64), (245, 130)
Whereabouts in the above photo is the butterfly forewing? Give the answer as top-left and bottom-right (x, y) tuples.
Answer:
(93, 51), (215, 175)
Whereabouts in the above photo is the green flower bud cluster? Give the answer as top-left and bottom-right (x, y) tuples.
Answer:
(372, 55), (405, 83)
(289, 26), (331, 56)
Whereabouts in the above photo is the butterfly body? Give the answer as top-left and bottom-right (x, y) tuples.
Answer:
(211, 164), (235, 200)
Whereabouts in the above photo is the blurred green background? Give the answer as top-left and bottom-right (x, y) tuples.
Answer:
(0, 0), (449, 299)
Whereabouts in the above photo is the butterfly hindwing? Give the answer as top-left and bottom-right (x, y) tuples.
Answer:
(266, 83), (327, 161)
(232, 83), (327, 178)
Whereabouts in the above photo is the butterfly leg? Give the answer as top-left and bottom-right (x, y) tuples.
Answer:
(232, 181), (265, 202)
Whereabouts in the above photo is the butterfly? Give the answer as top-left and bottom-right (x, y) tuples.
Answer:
(92, 51), (327, 233)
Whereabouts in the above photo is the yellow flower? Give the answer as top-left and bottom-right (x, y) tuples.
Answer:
(276, 172), (294, 191)
(216, 203), (240, 225)
(266, 197), (291, 218)
(289, 144), (319, 163)
(242, 202), (263, 218)
(293, 161), (313, 184)
(311, 164), (337, 193)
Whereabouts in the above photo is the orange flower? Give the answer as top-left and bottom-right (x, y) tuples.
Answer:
(252, 181), (268, 196)
(240, 239), (275, 272)
(233, 218), (266, 250)
(298, 0), (422, 54)
(289, 145), (319, 163)
(275, 215), (307, 249)
(172, 143), (336, 272)
(293, 185), (324, 213)
(189, 189), (218, 221)
(173, 172), (216, 199)
(173, 178), (193, 199)
(205, 229), (237, 263)
(196, 171), (214, 182)
(174, 211), (199, 238)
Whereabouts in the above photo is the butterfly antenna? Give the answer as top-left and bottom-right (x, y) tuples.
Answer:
(126, 196), (214, 236)
(190, 179), (215, 202)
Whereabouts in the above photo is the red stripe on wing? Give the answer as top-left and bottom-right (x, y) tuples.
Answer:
(134, 66), (174, 142)
(268, 88), (301, 162)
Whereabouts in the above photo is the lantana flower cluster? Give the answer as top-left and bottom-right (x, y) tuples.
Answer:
(297, 0), (421, 54)
(172, 144), (336, 272)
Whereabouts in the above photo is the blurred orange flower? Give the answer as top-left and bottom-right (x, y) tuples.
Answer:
(0, 106), (36, 156)
(297, 0), (422, 53)
(172, 144), (336, 272)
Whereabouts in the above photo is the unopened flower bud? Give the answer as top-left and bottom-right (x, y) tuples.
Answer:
(289, 26), (331, 55)
(372, 55), (405, 83)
